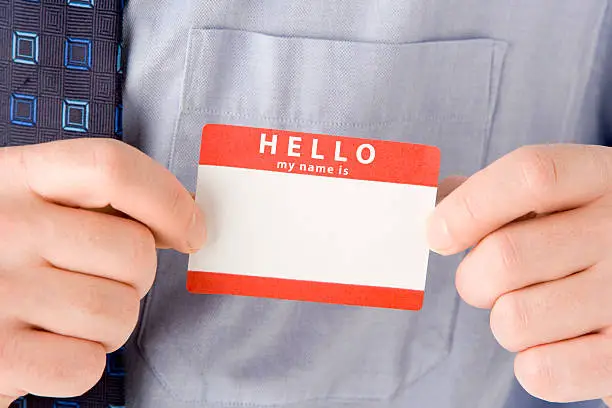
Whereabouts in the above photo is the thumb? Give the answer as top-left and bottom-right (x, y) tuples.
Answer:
(603, 397), (612, 407)
(437, 175), (468, 204)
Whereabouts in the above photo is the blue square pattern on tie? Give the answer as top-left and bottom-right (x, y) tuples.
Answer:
(107, 348), (126, 376)
(115, 104), (122, 135)
(12, 397), (26, 407)
(10, 94), (37, 127)
(53, 402), (79, 408)
(116, 43), (123, 73)
(67, 0), (94, 8)
(62, 99), (89, 132)
(12, 31), (39, 65)
(65, 38), (92, 71)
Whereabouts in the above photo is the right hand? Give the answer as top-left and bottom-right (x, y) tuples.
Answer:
(0, 139), (206, 407)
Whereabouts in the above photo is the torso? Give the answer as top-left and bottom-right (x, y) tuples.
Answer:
(123, 1), (611, 407)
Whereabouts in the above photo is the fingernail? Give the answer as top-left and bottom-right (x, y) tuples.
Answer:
(187, 204), (206, 252)
(427, 214), (454, 255)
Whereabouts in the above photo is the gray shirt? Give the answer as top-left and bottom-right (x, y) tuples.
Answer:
(122, 1), (612, 407)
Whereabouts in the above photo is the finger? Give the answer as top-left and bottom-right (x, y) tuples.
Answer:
(0, 397), (9, 408)
(428, 144), (612, 254)
(0, 340), (25, 403)
(35, 201), (157, 297)
(437, 176), (468, 204)
(604, 396), (612, 407)
(5, 266), (140, 352)
(88, 205), (172, 250)
(514, 332), (612, 403)
(0, 396), (17, 408)
(489, 263), (612, 352)
(456, 204), (607, 308)
(8, 139), (205, 253)
(0, 395), (24, 408)
(0, 329), (106, 398)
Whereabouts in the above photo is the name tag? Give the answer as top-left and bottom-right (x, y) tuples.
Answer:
(187, 124), (440, 310)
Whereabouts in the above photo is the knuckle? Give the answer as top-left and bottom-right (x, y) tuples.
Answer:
(77, 284), (109, 320)
(77, 278), (141, 352)
(514, 146), (559, 201)
(515, 349), (562, 402)
(3, 146), (26, 180)
(0, 276), (11, 308)
(455, 252), (493, 308)
(0, 277), (19, 319)
(455, 260), (498, 309)
(127, 223), (157, 295)
(490, 293), (531, 352)
(77, 283), (140, 351)
(109, 287), (141, 351)
(0, 147), (8, 170)
(0, 211), (14, 233)
(457, 230), (521, 309)
(0, 208), (30, 250)
(88, 139), (129, 186)
(0, 332), (18, 379)
(596, 211), (612, 247)
(598, 332), (612, 378)
(58, 344), (106, 396)
(488, 229), (521, 275)
(455, 191), (481, 224)
(580, 145), (612, 190)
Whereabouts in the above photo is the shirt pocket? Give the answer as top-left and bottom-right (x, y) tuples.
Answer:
(136, 28), (507, 406)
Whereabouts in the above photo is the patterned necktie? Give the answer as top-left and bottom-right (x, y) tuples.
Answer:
(1, 0), (126, 406)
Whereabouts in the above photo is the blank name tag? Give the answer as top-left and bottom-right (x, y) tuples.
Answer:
(187, 124), (440, 310)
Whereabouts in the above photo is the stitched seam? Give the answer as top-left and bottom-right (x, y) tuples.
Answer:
(167, 30), (197, 172)
(184, 108), (469, 128)
(480, 40), (508, 169)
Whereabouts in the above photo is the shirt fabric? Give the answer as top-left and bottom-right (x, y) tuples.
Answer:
(121, 1), (612, 407)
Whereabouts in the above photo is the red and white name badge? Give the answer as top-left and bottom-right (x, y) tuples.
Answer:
(187, 124), (440, 310)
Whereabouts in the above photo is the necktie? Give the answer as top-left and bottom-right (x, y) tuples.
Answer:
(1, 0), (126, 406)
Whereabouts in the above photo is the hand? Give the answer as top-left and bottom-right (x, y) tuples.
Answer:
(428, 145), (612, 405)
(0, 139), (206, 406)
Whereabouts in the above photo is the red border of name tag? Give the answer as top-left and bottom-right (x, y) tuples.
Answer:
(188, 272), (426, 310)
(187, 124), (440, 310)
(198, 124), (439, 186)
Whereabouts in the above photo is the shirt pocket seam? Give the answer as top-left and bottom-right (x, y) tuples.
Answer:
(182, 108), (469, 127)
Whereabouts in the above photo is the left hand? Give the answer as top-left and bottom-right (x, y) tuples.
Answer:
(427, 144), (612, 405)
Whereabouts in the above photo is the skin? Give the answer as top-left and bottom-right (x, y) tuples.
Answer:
(429, 144), (612, 406)
(1, 140), (609, 406)
(0, 139), (206, 407)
